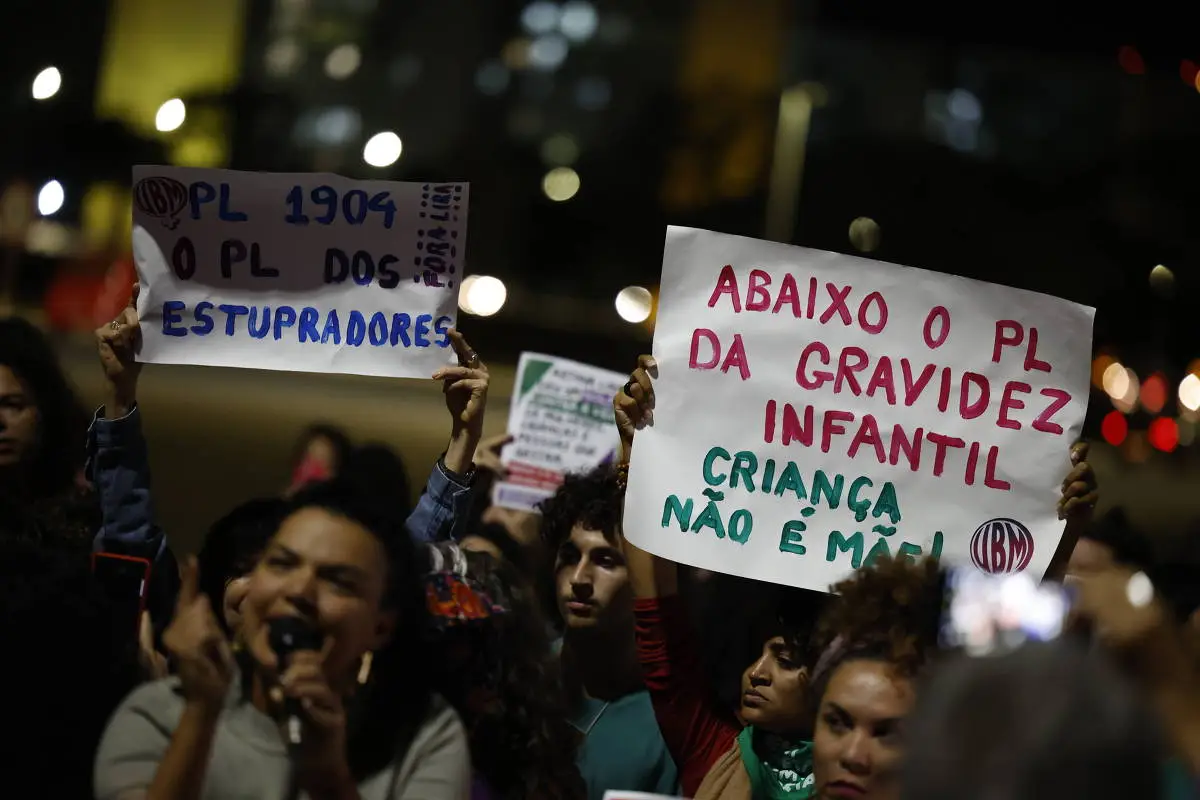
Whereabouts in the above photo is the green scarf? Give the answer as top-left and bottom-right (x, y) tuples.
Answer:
(737, 726), (816, 799)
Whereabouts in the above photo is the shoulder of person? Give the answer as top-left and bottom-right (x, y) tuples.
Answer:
(99, 677), (189, 750)
(113, 677), (187, 723)
(418, 693), (466, 743)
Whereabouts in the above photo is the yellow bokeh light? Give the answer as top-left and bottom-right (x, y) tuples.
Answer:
(542, 167), (580, 202)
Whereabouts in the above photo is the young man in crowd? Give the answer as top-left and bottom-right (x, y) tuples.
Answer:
(541, 466), (679, 800)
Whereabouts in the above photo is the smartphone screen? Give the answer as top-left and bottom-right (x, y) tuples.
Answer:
(941, 567), (1069, 656)
(92, 553), (152, 644)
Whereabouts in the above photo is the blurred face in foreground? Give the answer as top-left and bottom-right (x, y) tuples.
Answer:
(813, 660), (914, 800)
(554, 524), (631, 633)
(740, 636), (809, 733)
(241, 507), (395, 688)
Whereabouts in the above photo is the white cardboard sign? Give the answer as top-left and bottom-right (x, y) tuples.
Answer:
(494, 352), (627, 512)
(130, 166), (467, 378)
(623, 227), (1094, 591)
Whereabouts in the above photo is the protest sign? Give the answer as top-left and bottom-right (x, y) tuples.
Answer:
(494, 353), (626, 512)
(130, 166), (467, 378)
(623, 227), (1094, 591)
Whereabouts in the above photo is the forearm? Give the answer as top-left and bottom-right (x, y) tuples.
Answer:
(1043, 509), (1087, 583)
(620, 488), (678, 599)
(89, 404), (165, 560)
(443, 429), (477, 477)
(624, 538), (679, 600)
(146, 703), (220, 800)
(104, 384), (137, 421)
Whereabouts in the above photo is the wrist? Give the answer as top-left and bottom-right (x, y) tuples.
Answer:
(181, 699), (223, 728)
(444, 428), (480, 477)
(103, 386), (137, 419)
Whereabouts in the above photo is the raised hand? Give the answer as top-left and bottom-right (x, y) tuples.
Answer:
(163, 557), (235, 710)
(613, 355), (656, 462)
(432, 328), (490, 476)
(1058, 441), (1098, 521)
(95, 282), (142, 418)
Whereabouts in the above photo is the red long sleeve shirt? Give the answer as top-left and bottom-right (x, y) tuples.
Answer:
(634, 595), (741, 797)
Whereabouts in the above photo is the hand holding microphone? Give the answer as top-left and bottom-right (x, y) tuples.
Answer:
(268, 617), (324, 746)
(268, 618), (356, 791)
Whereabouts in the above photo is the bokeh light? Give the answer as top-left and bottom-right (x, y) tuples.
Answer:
(324, 44), (361, 79)
(1102, 362), (1129, 399)
(155, 99), (186, 132)
(1179, 373), (1200, 412)
(615, 286), (653, 323)
(542, 167), (580, 201)
(520, 1), (559, 35)
(1140, 372), (1167, 414)
(463, 276), (507, 316)
(559, 1), (598, 42)
(1118, 45), (1145, 75)
(1149, 264), (1174, 297)
(37, 180), (64, 216)
(31, 67), (61, 100)
(1179, 417), (1196, 447)
(362, 131), (402, 167)
(475, 61), (510, 96)
(849, 217), (880, 253)
(528, 34), (569, 71)
(540, 133), (579, 166)
(1100, 411), (1128, 447)
(1148, 417), (1179, 453)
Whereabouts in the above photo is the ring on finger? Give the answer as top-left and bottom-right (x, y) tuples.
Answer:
(110, 320), (123, 331)
(622, 379), (636, 397)
(462, 350), (481, 367)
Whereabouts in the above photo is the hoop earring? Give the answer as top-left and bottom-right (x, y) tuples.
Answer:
(357, 651), (374, 685)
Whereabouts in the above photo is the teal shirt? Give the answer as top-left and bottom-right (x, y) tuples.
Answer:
(570, 691), (679, 800)
(1164, 760), (1198, 800)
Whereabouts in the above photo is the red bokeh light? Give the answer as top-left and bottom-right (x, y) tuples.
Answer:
(1118, 45), (1146, 75)
(1101, 410), (1128, 446)
(1148, 417), (1179, 453)
(1182, 60), (1199, 87)
(1140, 373), (1167, 414)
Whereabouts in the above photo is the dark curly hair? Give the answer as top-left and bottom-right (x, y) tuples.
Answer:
(197, 496), (287, 634)
(807, 557), (946, 713)
(0, 317), (90, 499)
(432, 550), (585, 800)
(538, 464), (624, 551)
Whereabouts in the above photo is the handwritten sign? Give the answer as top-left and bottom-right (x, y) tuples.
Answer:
(623, 227), (1094, 591)
(494, 353), (626, 512)
(130, 166), (467, 378)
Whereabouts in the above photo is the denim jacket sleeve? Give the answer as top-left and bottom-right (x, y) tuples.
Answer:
(86, 405), (167, 564)
(405, 458), (475, 543)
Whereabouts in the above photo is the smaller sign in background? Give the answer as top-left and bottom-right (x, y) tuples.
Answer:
(494, 352), (627, 512)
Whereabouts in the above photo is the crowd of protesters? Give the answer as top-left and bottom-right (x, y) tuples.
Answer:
(0, 287), (1198, 800)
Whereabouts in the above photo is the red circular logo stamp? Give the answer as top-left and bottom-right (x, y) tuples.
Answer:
(970, 518), (1034, 575)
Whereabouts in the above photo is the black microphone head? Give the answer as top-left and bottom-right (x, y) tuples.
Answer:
(267, 616), (323, 662)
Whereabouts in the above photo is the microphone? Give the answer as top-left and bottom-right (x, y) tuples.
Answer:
(267, 616), (324, 746)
